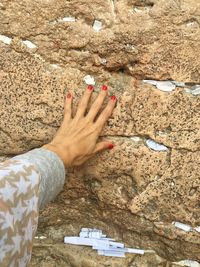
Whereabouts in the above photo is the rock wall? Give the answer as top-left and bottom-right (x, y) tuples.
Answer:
(0, 0), (200, 266)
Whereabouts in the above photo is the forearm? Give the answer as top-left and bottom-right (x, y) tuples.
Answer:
(13, 147), (66, 209)
(0, 148), (66, 266)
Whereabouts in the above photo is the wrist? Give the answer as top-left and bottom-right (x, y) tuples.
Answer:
(42, 143), (71, 168)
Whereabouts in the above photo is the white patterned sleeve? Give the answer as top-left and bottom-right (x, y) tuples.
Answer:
(13, 148), (66, 209)
(0, 159), (40, 267)
(0, 148), (66, 267)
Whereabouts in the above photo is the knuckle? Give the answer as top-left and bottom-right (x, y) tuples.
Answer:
(95, 123), (102, 132)
(96, 117), (104, 126)
(84, 116), (93, 125)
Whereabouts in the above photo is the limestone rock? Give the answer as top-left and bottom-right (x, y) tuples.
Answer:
(0, 0), (200, 265)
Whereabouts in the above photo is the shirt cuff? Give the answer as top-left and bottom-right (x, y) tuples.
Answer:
(12, 147), (66, 209)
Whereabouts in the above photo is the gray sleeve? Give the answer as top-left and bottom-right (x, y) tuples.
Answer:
(12, 148), (66, 209)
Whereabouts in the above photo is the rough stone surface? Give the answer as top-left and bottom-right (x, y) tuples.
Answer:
(0, 0), (200, 266)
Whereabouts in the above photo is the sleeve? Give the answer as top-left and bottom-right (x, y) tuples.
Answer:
(13, 148), (66, 209)
(0, 148), (66, 267)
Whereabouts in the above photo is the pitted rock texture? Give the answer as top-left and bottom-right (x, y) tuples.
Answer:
(0, 0), (200, 266)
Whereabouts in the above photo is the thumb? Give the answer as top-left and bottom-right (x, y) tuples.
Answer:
(73, 141), (114, 166)
(93, 141), (114, 154)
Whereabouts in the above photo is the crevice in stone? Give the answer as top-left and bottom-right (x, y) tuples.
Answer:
(110, 0), (117, 22)
(133, 0), (154, 8)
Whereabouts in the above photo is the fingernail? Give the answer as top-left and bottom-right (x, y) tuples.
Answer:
(107, 144), (114, 150)
(66, 93), (72, 99)
(102, 85), (108, 91)
(111, 95), (116, 101)
(87, 85), (94, 91)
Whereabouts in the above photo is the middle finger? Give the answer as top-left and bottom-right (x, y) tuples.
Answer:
(86, 85), (108, 121)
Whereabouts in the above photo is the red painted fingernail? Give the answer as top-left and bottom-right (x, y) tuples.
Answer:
(111, 95), (116, 101)
(102, 85), (108, 91)
(107, 144), (114, 150)
(87, 85), (94, 91)
(66, 93), (72, 99)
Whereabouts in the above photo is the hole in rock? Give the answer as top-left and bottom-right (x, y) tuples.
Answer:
(132, 0), (154, 12)
(118, 67), (126, 73)
(129, 0), (154, 7)
(184, 18), (199, 27)
(189, 187), (198, 197)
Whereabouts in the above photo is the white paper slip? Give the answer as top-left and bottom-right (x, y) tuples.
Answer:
(62, 17), (76, 22)
(146, 139), (168, 151)
(108, 241), (124, 248)
(194, 226), (200, 233)
(93, 247), (144, 255)
(64, 237), (109, 248)
(83, 75), (95, 85)
(156, 81), (176, 92)
(171, 81), (186, 87)
(96, 238), (115, 242)
(79, 229), (103, 239)
(143, 80), (158, 86)
(22, 40), (37, 49)
(100, 250), (125, 257)
(93, 245), (111, 250)
(172, 222), (192, 232)
(0, 35), (12, 45)
(126, 248), (145, 254)
(191, 86), (200, 95)
(81, 228), (102, 232)
(143, 80), (176, 92)
(79, 228), (114, 240)
(97, 250), (104, 255)
(173, 260), (200, 267)
(64, 228), (145, 258)
(131, 136), (141, 142)
(93, 20), (103, 32)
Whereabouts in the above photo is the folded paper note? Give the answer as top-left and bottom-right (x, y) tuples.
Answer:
(64, 228), (145, 258)
(143, 80), (176, 92)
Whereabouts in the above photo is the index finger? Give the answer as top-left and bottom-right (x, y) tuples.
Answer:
(95, 95), (117, 131)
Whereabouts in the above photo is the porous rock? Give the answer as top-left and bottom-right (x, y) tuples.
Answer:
(0, 0), (200, 266)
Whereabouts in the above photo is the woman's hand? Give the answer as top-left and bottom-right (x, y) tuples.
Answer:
(42, 85), (117, 168)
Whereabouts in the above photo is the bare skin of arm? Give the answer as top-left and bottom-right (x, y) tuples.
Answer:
(42, 85), (117, 168)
